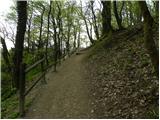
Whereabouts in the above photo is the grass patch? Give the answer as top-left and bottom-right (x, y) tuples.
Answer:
(1, 91), (35, 119)
(1, 94), (19, 119)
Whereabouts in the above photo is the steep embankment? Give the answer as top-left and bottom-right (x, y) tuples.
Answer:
(85, 26), (159, 118)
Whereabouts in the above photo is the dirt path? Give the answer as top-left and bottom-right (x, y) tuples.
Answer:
(25, 50), (93, 118)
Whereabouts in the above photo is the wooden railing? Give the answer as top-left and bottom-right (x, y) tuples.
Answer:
(18, 49), (77, 117)
(19, 56), (46, 117)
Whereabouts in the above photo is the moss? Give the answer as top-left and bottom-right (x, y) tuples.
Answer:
(86, 31), (113, 59)
(147, 105), (159, 119)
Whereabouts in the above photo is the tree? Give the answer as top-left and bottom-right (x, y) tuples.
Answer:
(45, 0), (52, 65)
(113, 1), (123, 29)
(101, 1), (112, 35)
(138, 1), (159, 77)
(155, 1), (159, 22)
(0, 37), (11, 70)
(76, 1), (94, 44)
(38, 4), (45, 50)
(13, 1), (27, 89)
(90, 1), (99, 39)
(51, 1), (58, 72)
(56, 1), (62, 64)
(26, 1), (33, 53)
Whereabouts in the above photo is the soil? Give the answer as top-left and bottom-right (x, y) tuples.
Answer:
(25, 50), (94, 119)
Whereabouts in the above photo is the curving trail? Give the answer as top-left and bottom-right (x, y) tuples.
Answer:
(25, 50), (94, 119)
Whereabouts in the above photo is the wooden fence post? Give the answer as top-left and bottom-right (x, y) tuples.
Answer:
(41, 58), (47, 84)
(19, 63), (26, 117)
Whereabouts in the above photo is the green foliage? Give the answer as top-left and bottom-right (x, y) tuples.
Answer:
(26, 65), (41, 81)
(147, 106), (159, 119)
(1, 94), (19, 118)
(1, 90), (33, 119)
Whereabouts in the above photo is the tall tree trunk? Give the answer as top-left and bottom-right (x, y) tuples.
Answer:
(113, 1), (123, 29)
(139, 1), (159, 77)
(101, 1), (112, 35)
(77, 30), (80, 49)
(57, 13), (61, 63)
(67, 23), (71, 56)
(90, 1), (99, 39)
(155, 1), (159, 22)
(119, 1), (125, 21)
(27, 2), (33, 53)
(73, 25), (77, 49)
(77, 21), (81, 49)
(83, 15), (94, 44)
(45, 0), (52, 65)
(51, 11), (58, 72)
(60, 17), (63, 60)
(128, 1), (134, 26)
(1, 36), (14, 88)
(1, 37), (11, 69)
(56, 1), (63, 64)
(38, 5), (45, 50)
(1, 37), (10, 64)
(79, 1), (94, 44)
(13, 1), (27, 89)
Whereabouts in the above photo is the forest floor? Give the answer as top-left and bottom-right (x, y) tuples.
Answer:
(85, 26), (159, 118)
(24, 26), (158, 119)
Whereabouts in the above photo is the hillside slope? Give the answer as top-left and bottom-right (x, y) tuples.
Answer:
(85, 26), (159, 118)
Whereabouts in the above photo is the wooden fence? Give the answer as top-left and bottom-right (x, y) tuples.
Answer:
(18, 49), (76, 117)
(19, 56), (46, 117)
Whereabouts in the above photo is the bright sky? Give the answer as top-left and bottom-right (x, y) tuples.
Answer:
(0, 0), (14, 49)
(0, 0), (14, 19)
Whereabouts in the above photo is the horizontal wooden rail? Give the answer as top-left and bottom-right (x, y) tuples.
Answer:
(24, 72), (45, 96)
(25, 57), (45, 73)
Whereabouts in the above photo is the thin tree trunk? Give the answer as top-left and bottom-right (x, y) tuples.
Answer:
(38, 6), (45, 50)
(1, 37), (14, 88)
(45, 0), (52, 65)
(128, 1), (134, 26)
(83, 15), (94, 44)
(77, 20), (81, 49)
(79, 1), (94, 44)
(113, 1), (123, 29)
(1, 36), (11, 70)
(67, 23), (71, 56)
(73, 25), (77, 50)
(90, 1), (99, 39)
(56, 1), (63, 63)
(119, 1), (125, 21)
(27, 2), (33, 53)
(51, 11), (58, 72)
